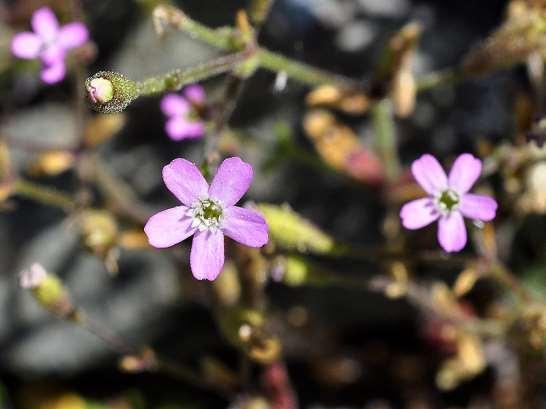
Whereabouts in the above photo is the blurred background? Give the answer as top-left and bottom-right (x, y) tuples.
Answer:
(1, 0), (546, 408)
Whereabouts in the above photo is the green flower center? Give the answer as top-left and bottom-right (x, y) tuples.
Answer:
(437, 189), (460, 212)
(200, 199), (223, 221)
(190, 198), (224, 230)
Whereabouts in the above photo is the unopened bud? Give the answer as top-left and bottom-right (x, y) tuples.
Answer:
(85, 71), (138, 113)
(119, 348), (157, 373)
(19, 263), (47, 289)
(87, 77), (114, 104)
(257, 203), (334, 254)
(19, 263), (73, 317)
(79, 210), (119, 255)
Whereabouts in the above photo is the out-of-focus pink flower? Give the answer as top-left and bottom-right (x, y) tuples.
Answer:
(19, 263), (47, 289)
(400, 153), (497, 252)
(144, 157), (269, 280)
(11, 7), (89, 84)
(160, 85), (206, 141)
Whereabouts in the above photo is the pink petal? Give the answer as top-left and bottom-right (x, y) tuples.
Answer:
(209, 157), (253, 207)
(162, 158), (208, 206)
(165, 118), (205, 141)
(459, 193), (497, 222)
(448, 153), (482, 194)
(438, 211), (467, 252)
(160, 94), (190, 117)
(411, 154), (448, 195)
(190, 229), (225, 280)
(184, 85), (205, 105)
(40, 43), (65, 65)
(11, 32), (42, 59)
(222, 206), (269, 247)
(400, 198), (439, 229)
(58, 22), (88, 49)
(32, 7), (59, 42)
(144, 206), (196, 248)
(40, 61), (66, 84)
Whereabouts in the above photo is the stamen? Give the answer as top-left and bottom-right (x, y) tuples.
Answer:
(190, 198), (224, 231)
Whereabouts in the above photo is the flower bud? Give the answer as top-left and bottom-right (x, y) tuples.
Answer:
(87, 77), (114, 104)
(79, 210), (119, 256)
(19, 263), (74, 317)
(303, 110), (385, 185)
(257, 203), (334, 254)
(119, 348), (157, 373)
(19, 263), (47, 289)
(462, 1), (546, 76)
(85, 71), (138, 113)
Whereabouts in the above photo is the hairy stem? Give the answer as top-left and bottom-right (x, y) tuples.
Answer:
(153, 4), (358, 88)
(137, 51), (251, 96)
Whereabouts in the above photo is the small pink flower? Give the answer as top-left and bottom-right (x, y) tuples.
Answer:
(11, 7), (89, 84)
(160, 85), (206, 141)
(19, 263), (47, 289)
(144, 157), (269, 280)
(400, 153), (498, 252)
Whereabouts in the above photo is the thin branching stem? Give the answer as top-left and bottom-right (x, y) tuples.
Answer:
(13, 179), (76, 211)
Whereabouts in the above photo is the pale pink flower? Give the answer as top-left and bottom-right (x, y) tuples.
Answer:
(19, 263), (47, 289)
(144, 157), (269, 280)
(400, 153), (497, 252)
(160, 85), (206, 141)
(11, 7), (89, 84)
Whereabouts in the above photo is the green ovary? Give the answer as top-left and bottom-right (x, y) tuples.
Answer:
(438, 189), (460, 212)
(201, 199), (222, 221)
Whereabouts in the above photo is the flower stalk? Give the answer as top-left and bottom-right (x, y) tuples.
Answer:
(371, 99), (401, 180)
(137, 51), (252, 97)
(153, 3), (351, 87)
(13, 179), (76, 211)
(88, 4), (361, 113)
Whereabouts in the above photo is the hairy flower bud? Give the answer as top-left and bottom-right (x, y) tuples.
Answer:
(85, 71), (138, 113)
(87, 77), (114, 104)
(257, 203), (334, 254)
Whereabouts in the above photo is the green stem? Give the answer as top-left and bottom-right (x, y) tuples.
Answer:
(490, 263), (532, 305)
(154, 4), (358, 88)
(416, 67), (464, 92)
(371, 99), (400, 180)
(74, 307), (231, 397)
(13, 179), (76, 211)
(170, 12), (234, 51)
(137, 51), (250, 96)
(257, 48), (359, 88)
(249, 0), (275, 27)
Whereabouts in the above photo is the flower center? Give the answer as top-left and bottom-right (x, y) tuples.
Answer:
(437, 189), (460, 213)
(190, 198), (223, 231)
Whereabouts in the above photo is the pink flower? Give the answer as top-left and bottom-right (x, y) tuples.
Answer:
(144, 157), (269, 280)
(400, 153), (497, 252)
(160, 85), (206, 141)
(19, 263), (47, 289)
(11, 7), (89, 84)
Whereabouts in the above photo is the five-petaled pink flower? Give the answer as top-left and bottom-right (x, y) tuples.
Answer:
(11, 7), (89, 84)
(400, 153), (498, 252)
(144, 157), (269, 280)
(160, 85), (206, 141)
